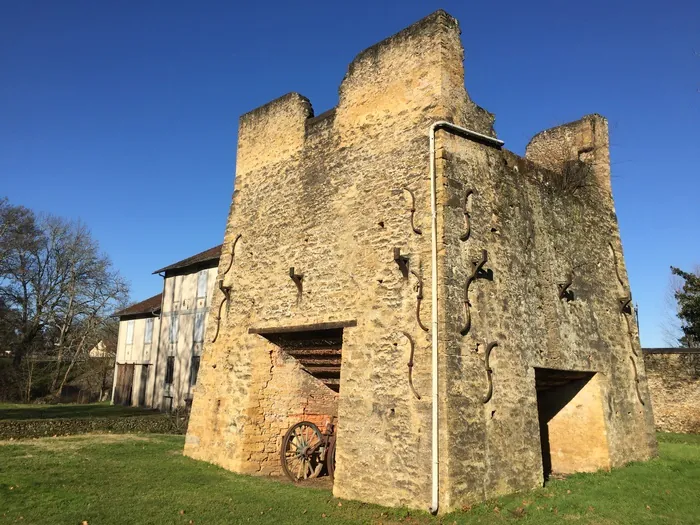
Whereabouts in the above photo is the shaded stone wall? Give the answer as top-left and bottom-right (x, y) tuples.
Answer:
(184, 9), (657, 513)
(436, 112), (656, 509)
(644, 349), (700, 434)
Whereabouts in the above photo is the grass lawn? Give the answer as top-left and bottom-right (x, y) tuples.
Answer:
(0, 402), (158, 421)
(1, 433), (699, 524)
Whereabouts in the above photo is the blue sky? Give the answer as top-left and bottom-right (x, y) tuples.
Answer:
(1, 1), (698, 347)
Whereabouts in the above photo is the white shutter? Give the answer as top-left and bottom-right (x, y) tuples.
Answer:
(126, 320), (134, 345)
(170, 314), (179, 343)
(194, 312), (205, 343)
(197, 270), (208, 298)
(144, 318), (153, 344)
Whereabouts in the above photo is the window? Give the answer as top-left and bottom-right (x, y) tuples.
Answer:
(190, 356), (201, 386)
(194, 312), (205, 343)
(144, 318), (153, 344)
(126, 320), (134, 345)
(165, 356), (175, 385)
(197, 270), (208, 299)
(169, 314), (179, 343)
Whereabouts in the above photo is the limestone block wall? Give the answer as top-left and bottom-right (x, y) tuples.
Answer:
(185, 11), (486, 508)
(437, 114), (656, 508)
(239, 344), (338, 475)
(184, 9), (657, 513)
(644, 349), (700, 434)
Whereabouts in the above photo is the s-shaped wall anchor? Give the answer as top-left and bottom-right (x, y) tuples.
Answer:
(482, 341), (499, 404)
(403, 187), (422, 235)
(629, 355), (645, 405)
(289, 267), (304, 302)
(460, 249), (489, 336)
(401, 331), (421, 400)
(211, 233), (241, 343)
(410, 268), (429, 333)
(459, 188), (474, 242)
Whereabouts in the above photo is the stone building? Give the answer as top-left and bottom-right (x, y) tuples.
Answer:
(643, 348), (700, 434)
(184, 10), (657, 512)
(112, 245), (221, 410)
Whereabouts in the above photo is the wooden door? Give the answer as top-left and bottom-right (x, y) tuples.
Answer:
(138, 365), (149, 407)
(115, 364), (135, 406)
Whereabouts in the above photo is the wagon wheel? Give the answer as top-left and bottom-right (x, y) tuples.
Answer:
(280, 421), (324, 482)
(326, 437), (336, 480)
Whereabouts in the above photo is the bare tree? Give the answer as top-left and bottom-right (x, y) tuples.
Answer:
(0, 200), (129, 384)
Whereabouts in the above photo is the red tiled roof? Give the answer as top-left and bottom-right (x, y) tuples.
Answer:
(152, 245), (222, 274)
(114, 293), (163, 318)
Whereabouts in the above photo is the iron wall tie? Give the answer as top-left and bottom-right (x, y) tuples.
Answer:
(410, 268), (429, 333)
(629, 355), (645, 405)
(482, 341), (498, 404)
(459, 188), (474, 242)
(460, 249), (488, 336)
(401, 331), (421, 400)
(211, 233), (241, 343)
(403, 187), (423, 235)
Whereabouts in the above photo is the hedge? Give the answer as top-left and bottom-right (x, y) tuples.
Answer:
(0, 414), (187, 440)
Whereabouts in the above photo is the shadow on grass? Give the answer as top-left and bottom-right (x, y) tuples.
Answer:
(0, 402), (160, 421)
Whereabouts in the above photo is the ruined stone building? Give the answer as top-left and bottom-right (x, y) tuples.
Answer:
(184, 10), (657, 512)
(112, 245), (221, 410)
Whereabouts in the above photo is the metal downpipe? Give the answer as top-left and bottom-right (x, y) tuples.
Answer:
(428, 121), (503, 515)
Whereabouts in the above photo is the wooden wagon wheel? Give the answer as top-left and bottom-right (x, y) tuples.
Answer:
(326, 437), (336, 480)
(280, 421), (324, 482)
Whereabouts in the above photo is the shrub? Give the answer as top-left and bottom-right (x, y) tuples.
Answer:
(0, 414), (184, 440)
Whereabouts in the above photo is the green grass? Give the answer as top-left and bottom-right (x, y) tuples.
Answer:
(0, 402), (158, 421)
(0, 433), (699, 524)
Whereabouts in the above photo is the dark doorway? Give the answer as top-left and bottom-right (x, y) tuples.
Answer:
(535, 368), (609, 481)
(114, 364), (134, 406)
(255, 326), (344, 392)
(138, 365), (149, 407)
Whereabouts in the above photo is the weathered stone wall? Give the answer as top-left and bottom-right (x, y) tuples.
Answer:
(239, 346), (338, 475)
(184, 9), (657, 513)
(434, 110), (656, 509)
(644, 349), (700, 434)
(185, 14), (480, 504)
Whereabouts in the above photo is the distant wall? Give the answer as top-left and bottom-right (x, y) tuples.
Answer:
(644, 349), (700, 434)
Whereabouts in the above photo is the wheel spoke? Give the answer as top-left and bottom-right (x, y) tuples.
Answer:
(281, 422), (324, 482)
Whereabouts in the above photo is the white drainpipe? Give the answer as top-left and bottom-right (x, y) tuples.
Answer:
(428, 121), (504, 515)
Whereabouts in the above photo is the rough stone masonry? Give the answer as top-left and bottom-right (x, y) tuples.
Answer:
(184, 10), (657, 512)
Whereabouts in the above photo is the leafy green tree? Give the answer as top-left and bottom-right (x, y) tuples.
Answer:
(670, 266), (700, 347)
